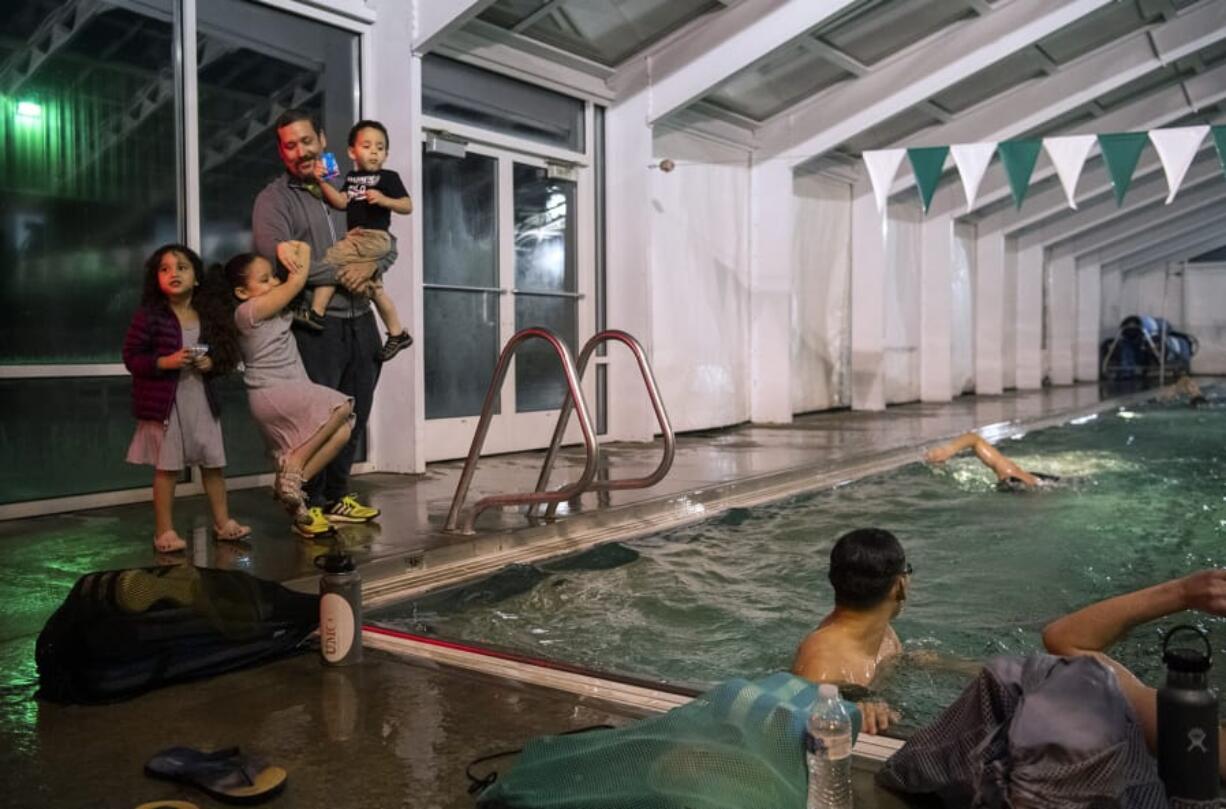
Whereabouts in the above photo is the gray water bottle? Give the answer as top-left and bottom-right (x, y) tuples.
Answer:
(1157, 624), (1218, 805)
(316, 551), (362, 666)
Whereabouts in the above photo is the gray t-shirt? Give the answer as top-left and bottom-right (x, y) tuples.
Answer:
(235, 299), (308, 388)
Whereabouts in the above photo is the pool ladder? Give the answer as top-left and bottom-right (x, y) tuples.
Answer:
(443, 327), (675, 535)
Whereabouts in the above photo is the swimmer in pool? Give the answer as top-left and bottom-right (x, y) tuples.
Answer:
(924, 432), (1057, 491)
(1043, 568), (1226, 779)
(1162, 374), (1208, 407)
(791, 528), (908, 734)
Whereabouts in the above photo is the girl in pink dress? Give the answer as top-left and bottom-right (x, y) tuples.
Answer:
(218, 245), (353, 537)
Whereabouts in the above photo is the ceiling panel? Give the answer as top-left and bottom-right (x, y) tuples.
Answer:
(1035, 2), (1151, 65)
(479, 0), (724, 66)
(820, 0), (975, 66)
(702, 41), (853, 121)
(928, 49), (1048, 115)
(843, 108), (940, 154)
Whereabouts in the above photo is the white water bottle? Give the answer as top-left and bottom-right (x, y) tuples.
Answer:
(806, 683), (852, 809)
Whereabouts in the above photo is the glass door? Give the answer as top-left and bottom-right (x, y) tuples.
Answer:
(422, 143), (592, 460)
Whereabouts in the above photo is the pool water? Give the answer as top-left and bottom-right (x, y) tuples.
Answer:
(373, 395), (1226, 732)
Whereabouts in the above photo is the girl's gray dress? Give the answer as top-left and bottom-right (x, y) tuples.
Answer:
(126, 323), (226, 471)
(235, 300), (351, 461)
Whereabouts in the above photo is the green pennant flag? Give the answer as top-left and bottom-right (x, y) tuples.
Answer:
(996, 139), (1042, 209)
(1098, 132), (1149, 206)
(1213, 125), (1226, 180)
(907, 146), (949, 213)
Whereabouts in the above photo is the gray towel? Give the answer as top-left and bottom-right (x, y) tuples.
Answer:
(876, 654), (1166, 808)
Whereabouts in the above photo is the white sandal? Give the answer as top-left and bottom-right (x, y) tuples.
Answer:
(153, 529), (187, 553)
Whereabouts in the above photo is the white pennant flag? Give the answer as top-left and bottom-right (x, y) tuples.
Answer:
(950, 143), (996, 213)
(863, 149), (906, 213)
(1149, 125), (1209, 204)
(1042, 135), (1096, 209)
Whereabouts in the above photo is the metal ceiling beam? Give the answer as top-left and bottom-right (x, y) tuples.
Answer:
(1108, 220), (1226, 274)
(614, 0), (861, 125)
(1090, 199), (1226, 266)
(413, 0), (499, 54)
(970, 61), (1226, 233)
(0, 0), (102, 95)
(439, 20), (614, 101)
(1016, 152), (1224, 251)
(897, 1), (1226, 212)
(1060, 180), (1226, 260)
(800, 38), (868, 76)
(753, 0), (1112, 167)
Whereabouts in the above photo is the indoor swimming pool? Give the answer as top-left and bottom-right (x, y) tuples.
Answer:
(372, 392), (1226, 732)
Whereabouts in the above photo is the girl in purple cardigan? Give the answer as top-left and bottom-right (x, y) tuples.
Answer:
(122, 244), (249, 553)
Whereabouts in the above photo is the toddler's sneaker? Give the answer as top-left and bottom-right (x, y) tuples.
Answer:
(378, 331), (413, 362)
(293, 507), (336, 538)
(324, 494), (380, 524)
(292, 302), (326, 332)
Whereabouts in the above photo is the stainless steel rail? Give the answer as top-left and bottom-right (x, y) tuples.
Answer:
(530, 329), (675, 520)
(443, 327), (599, 535)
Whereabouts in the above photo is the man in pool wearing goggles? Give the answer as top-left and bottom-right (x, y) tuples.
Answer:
(923, 432), (1060, 491)
(791, 528), (912, 734)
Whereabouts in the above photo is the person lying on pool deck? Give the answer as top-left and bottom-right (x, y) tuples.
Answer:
(1043, 568), (1226, 780)
(791, 528), (940, 735)
(924, 432), (1059, 491)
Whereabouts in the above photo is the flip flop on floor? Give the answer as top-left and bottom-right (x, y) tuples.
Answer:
(213, 519), (253, 542)
(145, 746), (287, 805)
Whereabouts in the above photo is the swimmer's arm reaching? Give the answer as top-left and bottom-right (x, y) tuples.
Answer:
(1043, 569), (1226, 779)
(924, 433), (1038, 487)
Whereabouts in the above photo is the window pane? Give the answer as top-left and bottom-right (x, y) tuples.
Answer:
(0, 377), (157, 503)
(197, 0), (358, 263)
(0, 0), (178, 364)
(514, 295), (577, 413)
(514, 164), (576, 292)
(422, 151), (498, 287)
(424, 289), (500, 419)
(422, 55), (584, 152)
(214, 377), (273, 477)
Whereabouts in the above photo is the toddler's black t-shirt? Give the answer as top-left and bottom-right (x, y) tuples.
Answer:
(343, 169), (408, 231)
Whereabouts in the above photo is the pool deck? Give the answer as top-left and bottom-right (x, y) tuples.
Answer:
(0, 382), (1167, 807)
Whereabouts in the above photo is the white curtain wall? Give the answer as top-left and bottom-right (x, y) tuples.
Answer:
(649, 129), (752, 432)
(951, 222), (975, 396)
(1185, 263), (1226, 373)
(885, 207), (922, 403)
(791, 174), (852, 413)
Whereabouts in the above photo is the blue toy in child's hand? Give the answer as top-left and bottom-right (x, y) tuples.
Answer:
(320, 152), (340, 180)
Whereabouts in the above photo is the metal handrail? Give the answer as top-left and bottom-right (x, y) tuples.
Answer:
(443, 327), (599, 535)
(530, 329), (675, 520)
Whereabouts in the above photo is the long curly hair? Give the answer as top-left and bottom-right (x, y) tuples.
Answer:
(141, 244), (241, 375)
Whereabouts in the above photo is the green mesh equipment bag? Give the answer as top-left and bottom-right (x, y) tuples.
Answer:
(475, 672), (861, 809)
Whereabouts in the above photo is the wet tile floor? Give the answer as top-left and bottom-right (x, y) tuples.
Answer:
(0, 383), (1143, 807)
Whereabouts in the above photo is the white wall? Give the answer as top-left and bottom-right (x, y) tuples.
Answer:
(951, 222), (975, 395)
(1111, 262), (1226, 374)
(649, 128), (752, 432)
(884, 207), (922, 403)
(1185, 263), (1226, 373)
(792, 174), (851, 413)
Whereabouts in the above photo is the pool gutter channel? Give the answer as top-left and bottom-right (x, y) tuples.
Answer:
(338, 387), (1164, 766)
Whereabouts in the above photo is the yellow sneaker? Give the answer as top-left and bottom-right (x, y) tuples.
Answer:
(324, 494), (380, 524)
(293, 507), (336, 538)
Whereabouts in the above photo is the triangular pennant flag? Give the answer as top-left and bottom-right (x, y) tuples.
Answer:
(863, 149), (907, 213)
(1098, 132), (1149, 206)
(996, 139), (1042, 209)
(906, 146), (949, 214)
(950, 143), (996, 213)
(1212, 125), (1226, 180)
(1042, 135), (1096, 210)
(1149, 126), (1209, 204)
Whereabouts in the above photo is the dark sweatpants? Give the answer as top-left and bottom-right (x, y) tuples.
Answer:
(293, 311), (381, 506)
